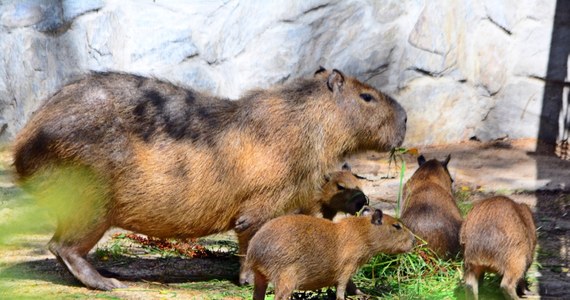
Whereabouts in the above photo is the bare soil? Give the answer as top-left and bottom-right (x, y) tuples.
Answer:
(1, 138), (569, 299)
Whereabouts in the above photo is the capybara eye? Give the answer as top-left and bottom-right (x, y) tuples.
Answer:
(336, 183), (346, 190)
(359, 93), (374, 102)
(392, 223), (402, 230)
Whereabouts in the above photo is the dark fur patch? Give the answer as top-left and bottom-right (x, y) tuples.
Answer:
(14, 129), (52, 178)
(131, 88), (238, 145)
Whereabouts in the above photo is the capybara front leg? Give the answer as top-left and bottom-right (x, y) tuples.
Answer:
(253, 270), (269, 300)
(236, 204), (274, 285)
(346, 279), (364, 296)
(237, 226), (258, 285)
(48, 221), (125, 290)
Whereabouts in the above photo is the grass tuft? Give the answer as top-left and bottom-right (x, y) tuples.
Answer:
(353, 242), (464, 299)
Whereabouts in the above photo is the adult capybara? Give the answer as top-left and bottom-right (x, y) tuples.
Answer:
(400, 155), (462, 259)
(460, 196), (537, 300)
(12, 68), (407, 290)
(245, 206), (414, 300)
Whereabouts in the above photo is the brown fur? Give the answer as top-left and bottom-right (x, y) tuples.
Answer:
(400, 155), (462, 259)
(245, 207), (414, 300)
(304, 164), (368, 220)
(460, 196), (537, 300)
(12, 69), (406, 290)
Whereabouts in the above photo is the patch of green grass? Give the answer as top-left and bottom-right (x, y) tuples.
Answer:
(453, 188), (474, 217)
(94, 234), (132, 260)
(353, 243), (464, 299)
(176, 280), (256, 299)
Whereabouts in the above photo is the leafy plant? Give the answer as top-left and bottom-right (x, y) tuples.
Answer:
(387, 147), (418, 217)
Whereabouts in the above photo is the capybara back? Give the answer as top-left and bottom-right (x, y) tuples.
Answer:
(460, 196), (537, 299)
(400, 155), (462, 258)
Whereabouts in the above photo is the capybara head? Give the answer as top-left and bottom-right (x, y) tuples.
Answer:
(361, 206), (415, 254)
(321, 164), (368, 216)
(418, 154), (452, 185)
(404, 154), (453, 195)
(314, 68), (407, 151)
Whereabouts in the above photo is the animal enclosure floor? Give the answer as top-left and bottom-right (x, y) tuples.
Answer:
(1, 138), (569, 299)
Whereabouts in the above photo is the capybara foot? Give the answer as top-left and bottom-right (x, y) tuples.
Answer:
(234, 216), (251, 233)
(49, 242), (126, 290)
(94, 277), (127, 291)
(346, 279), (365, 296)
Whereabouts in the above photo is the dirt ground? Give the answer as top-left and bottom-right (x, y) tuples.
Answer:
(0, 138), (569, 299)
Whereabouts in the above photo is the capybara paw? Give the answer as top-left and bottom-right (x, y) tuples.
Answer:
(239, 269), (255, 286)
(234, 216), (251, 233)
(95, 277), (127, 291)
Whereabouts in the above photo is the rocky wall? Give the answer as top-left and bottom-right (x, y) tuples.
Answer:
(0, 0), (567, 146)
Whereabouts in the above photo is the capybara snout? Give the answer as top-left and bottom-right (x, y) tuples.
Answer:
(460, 196), (537, 300)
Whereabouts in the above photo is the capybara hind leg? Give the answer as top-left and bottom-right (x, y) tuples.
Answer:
(48, 221), (125, 290)
(464, 265), (482, 300)
(501, 262), (525, 300)
(253, 271), (269, 300)
(273, 276), (295, 300)
(500, 276), (521, 300)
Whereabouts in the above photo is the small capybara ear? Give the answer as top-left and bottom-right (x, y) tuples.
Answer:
(371, 208), (383, 225)
(327, 69), (345, 92)
(354, 174), (367, 180)
(443, 154), (451, 167)
(360, 205), (373, 216)
(417, 155), (426, 166)
(341, 162), (351, 171)
(314, 66), (327, 77)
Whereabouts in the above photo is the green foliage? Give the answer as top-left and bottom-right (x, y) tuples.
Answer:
(353, 243), (464, 299)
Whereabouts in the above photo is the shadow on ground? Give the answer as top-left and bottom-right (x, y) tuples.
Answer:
(0, 254), (240, 287)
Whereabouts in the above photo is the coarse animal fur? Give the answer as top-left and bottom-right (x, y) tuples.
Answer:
(12, 68), (407, 290)
(460, 196), (537, 300)
(309, 163), (368, 220)
(400, 155), (462, 259)
(244, 207), (414, 300)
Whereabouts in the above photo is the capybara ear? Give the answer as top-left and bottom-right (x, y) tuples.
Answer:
(443, 154), (451, 167)
(417, 155), (426, 166)
(371, 209), (383, 225)
(314, 66), (327, 77)
(341, 162), (351, 171)
(360, 205), (373, 216)
(354, 174), (367, 180)
(327, 69), (345, 92)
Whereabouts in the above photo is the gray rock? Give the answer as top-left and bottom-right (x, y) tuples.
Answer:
(0, 0), (566, 146)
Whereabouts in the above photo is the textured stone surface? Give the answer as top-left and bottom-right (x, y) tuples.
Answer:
(0, 0), (567, 146)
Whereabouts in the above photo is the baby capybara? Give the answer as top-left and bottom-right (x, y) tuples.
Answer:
(13, 68), (407, 290)
(400, 155), (462, 259)
(460, 196), (537, 300)
(313, 164), (368, 220)
(245, 206), (414, 300)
